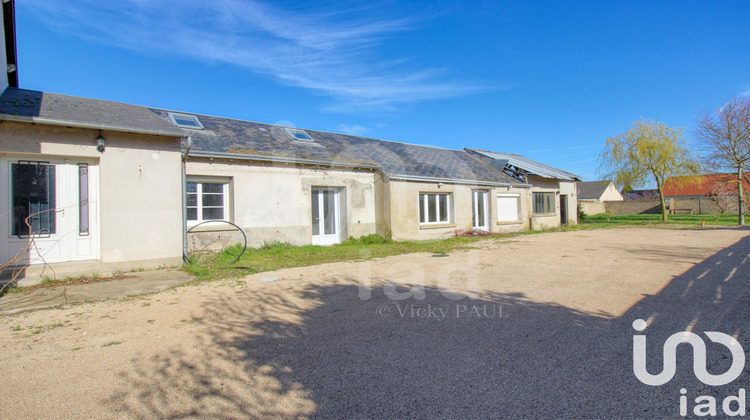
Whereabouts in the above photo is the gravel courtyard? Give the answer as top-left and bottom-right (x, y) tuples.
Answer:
(2, 227), (750, 418)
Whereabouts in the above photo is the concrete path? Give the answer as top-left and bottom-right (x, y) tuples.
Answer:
(0, 269), (194, 314)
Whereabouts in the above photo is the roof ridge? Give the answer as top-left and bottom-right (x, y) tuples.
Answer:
(7, 87), (154, 110)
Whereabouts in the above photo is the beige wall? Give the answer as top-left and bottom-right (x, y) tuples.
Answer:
(385, 179), (531, 241)
(186, 159), (377, 247)
(560, 179), (578, 226)
(0, 121), (184, 270)
(527, 176), (578, 229)
(600, 182), (624, 201)
(580, 201), (606, 215)
(374, 172), (391, 237)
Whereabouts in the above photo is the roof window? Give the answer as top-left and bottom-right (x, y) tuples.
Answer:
(284, 128), (315, 142)
(168, 113), (203, 130)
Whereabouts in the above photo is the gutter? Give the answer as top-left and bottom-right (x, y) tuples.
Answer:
(187, 150), (527, 187)
(0, 114), (184, 138)
(387, 174), (530, 188)
(187, 150), (380, 170)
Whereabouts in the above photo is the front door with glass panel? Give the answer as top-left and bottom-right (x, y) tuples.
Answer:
(311, 188), (340, 245)
(472, 190), (488, 230)
(1, 157), (99, 265)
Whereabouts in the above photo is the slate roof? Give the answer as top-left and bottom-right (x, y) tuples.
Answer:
(578, 181), (614, 200)
(663, 174), (750, 197)
(465, 149), (580, 180)
(0, 87), (525, 185)
(148, 108), (524, 186)
(623, 189), (658, 200)
(0, 88), (184, 137)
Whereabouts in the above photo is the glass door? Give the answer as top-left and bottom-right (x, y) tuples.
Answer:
(311, 188), (340, 245)
(472, 190), (488, 231)
(2, 157), (98, 265)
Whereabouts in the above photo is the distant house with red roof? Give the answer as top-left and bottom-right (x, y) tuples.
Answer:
(662, 174), (750, 198)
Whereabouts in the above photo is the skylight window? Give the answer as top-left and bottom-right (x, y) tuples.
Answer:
(284, 128), (315, 142)
(168, 113), (203, 129)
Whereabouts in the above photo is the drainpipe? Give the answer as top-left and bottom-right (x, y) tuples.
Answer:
(181, 137), (193, 262)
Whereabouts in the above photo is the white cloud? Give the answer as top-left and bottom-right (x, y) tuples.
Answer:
(23, 0), (489, 111)
(335, 124), (370, 136)
(566, 157), (598, 165)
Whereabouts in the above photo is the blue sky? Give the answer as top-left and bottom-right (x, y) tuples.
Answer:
(14, 0), (750, 181)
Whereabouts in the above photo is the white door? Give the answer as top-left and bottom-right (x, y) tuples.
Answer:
(1, 157), (99, 265)
(311, 188), (340, 245)
(472, 190), (488, 230)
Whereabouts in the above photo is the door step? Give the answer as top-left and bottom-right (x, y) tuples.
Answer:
(1, 260), (113, 287)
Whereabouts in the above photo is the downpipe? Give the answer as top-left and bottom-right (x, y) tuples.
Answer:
(181, 136), (193, 262)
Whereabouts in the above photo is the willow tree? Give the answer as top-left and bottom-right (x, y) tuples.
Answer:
(598, 120), (700, 221)
(694, 96), (750, 225)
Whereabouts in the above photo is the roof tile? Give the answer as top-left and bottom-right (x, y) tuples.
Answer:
(0, 88), (184, 136)
(149, 108), (522, 185)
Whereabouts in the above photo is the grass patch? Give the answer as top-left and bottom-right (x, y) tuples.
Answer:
(181, 214), (743, 283)
(102, 341), (121, 347)
(0, 285), (25, 297)
(183, 235), (481, 282)
(580, 213), (741, 227)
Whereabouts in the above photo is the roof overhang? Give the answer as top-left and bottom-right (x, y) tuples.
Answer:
(0, 113), (185, 137)
(387, 173), (530, 188)
(187, 151), (527, 188)
(187, 150), (379, 170)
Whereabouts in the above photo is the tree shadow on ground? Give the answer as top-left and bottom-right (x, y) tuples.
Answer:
(110, 234), (750, 418)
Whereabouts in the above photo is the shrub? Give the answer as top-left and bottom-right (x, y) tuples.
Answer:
(577, 203), (587, 221)
(259, 241), (295, 251)
(343, 234), (393, 245)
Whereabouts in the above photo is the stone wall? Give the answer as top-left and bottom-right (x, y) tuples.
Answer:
(604, 198), (727, 215)
(579, 201), (606, 215)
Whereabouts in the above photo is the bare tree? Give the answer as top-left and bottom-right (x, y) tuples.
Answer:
(695, 96), (750, 225)
(707, 179), (736, 213)
(0, 209), (57, 295)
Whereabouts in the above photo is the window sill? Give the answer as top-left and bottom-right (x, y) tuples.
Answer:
(419, 223), (456, 230)
(532, 213), (557, 217)
(497, 220), (522, 225)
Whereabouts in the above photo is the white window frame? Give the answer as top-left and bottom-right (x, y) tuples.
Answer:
(284, 128), (315, 142)
(532, 191), (556, 215)
(419, 193), (451, 225)
(497, 193), (521, 223)
(168, 112), (204, 130)
(186, 178), (230, 225)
